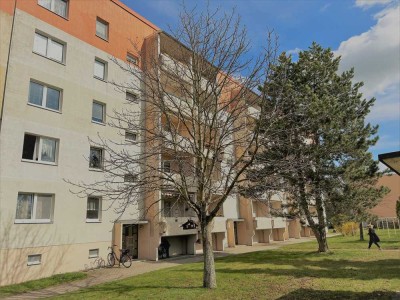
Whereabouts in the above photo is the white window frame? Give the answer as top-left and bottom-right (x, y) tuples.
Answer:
(86, 197), (102, 222)
(125, 131), (137, 142)
(15, 193), (54, 224)
(38, 0), (68, 18)
(126, 91), (138, 103)
(94, 58), (107, 81)
(28, 80), (62, 112)
(27, 254), (42, 266)
(162, 161), (172, 173)
(126, 53), (138, 66)
(92, 101), (106, 124)
(88, 249), (99, 258)
(96, 17), (109, 41)
(22, 133), (59, 165)
(89, 147), (103, 170)
(33, 32), (65, 63)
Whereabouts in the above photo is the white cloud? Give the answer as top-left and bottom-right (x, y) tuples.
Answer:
(286, 47), (302, 56)
(335, 4), (400, 121)
(320, 3), (331, 12)
(355, 0), (392, 8)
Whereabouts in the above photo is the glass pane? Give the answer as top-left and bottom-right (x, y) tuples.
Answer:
(16, 194), (33, 219)
(54, 0), (67, 17)
(36, 195), (52, 219)
(89, 148), (102, 168)
(33, 33), (48, 56)
(22, 134), (38, 160)
(48, 39), (63, 62)
(87, 198), (99, 219)
(29, 82), (44, 106)
(46, 87), (60, 110)
(94, 60), (105, 79)
(41, 138), (56, 162)
(38, 0), (51, 9)
(92, 102), (104, 123)
(96, 20), (108, 39)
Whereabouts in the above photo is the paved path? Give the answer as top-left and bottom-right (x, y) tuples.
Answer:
(2, 237), (319, 300)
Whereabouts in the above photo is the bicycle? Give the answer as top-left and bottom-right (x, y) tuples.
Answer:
(107, 245), (132, 268)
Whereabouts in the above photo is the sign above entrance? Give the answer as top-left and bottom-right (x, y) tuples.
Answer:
(181, 219), (198, 230)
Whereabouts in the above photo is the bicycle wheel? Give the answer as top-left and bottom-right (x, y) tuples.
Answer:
(121, 254), (132, 268)
(107, 253), (115, 267)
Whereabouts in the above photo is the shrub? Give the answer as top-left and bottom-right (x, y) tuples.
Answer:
(337, 222), (359, 236)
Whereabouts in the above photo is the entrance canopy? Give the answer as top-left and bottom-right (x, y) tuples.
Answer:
(378, 151), (400, 175)
(115, 219), (149, 225)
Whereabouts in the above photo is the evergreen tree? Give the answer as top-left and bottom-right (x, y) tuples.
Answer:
(250, 43), (385, 252)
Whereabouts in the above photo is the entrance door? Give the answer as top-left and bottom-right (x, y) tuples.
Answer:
(122, 224), (138, 259)
(234, 222), (239, 245)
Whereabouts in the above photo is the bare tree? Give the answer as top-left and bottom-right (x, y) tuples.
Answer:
(67, 6), (277, 288)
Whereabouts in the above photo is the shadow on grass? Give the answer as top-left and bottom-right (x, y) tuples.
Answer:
(212, 250), (400, 281)
(277, 288), (396, 300)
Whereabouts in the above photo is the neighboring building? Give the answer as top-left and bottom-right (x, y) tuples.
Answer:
(378, 151), (400, 176)
(370, 174), (400, 218)
(0, 0), (312, 286)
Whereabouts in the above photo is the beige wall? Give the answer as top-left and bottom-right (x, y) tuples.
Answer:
(0, 9), (13, 121)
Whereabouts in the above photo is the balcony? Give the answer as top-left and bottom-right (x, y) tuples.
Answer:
(272, 217), (286, 229)
(160, 217), (198, 236)
(212, 217), (226, 233)
(247, 105), (260, 119)
(254, 217), (273, 230)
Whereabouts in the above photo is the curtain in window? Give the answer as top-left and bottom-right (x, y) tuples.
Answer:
(29, 82), (44, 106)
(92, 102), (104, 122)
(36, 195), (52, 219)
(41, 138), (56, 162)
(96, 21), (108, 39)
(94, 61), (105, 79)
(16, 194), (33, 219)
(87, 198), (99, 219)
(38, 0), (51, 9)
(54, 0), (67, 17)
(90, 148), (102, 168)
(46, 87), (60, 110)
(48, 40), (63, 62)
(33, 33), (48, 56)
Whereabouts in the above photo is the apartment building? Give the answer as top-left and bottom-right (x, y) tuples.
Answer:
(0, 0), (312, 286)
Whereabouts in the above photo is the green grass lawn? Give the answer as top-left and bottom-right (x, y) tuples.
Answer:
(50, 229), (399, 300)
(0, 272), (87, 298)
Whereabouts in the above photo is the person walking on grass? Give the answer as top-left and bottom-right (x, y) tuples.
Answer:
(367, 224), (381, 250)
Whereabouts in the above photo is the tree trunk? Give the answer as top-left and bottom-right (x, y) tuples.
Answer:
(201, 221), (217, 288)
(314, 225), (329, 252)
(359, 222), (364, 241)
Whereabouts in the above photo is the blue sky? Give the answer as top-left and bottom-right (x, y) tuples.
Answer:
(123, 0), (399, 164)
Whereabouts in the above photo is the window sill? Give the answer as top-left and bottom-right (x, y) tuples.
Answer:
(93, 76), (107, 82)
(32, 51), (65, 66)
(28, 103), (62, 114)
(27, 262), (41, 266)
(21, 159), (57, 166)
(88, 255), (99, 259)
(86, 220), (102, 223)
(89, 168), (103, 172)
(37, 4), (69, 20)
(95, 34), (109, 42)
(15, 220), (52, 224)
(91, 120), (106, 126)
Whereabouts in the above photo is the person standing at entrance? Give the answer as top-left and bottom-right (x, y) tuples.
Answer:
(367, 224), (381, 250)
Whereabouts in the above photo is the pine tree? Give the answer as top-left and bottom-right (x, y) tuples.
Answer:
(249, 43), (385, 252)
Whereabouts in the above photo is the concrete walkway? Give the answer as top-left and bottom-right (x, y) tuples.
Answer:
(2, 237), (317, 300)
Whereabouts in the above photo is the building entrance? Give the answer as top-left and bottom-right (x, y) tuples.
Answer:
(122, 224), (138, 259)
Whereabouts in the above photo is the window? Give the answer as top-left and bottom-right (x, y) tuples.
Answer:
(22, 134), (58, 163)
(27, 254), (42, 266)
(86, 197), (101, 221)
(89, 147), (103, 169)
(126, 92), (138, 103)
(89, 249), (99, 258)
(33, 32), (65, 63)
(124, 174), (137, 182)
(96, 18), (109, 40)
(29, 80), (61, 111)
(162, 161), (171, 173)
(92, 101), (105, 123)
(125, 131), (137, 142)
(94, 58), (107, 80)
(38, 0), (68, 18)
(16, 193), (54, 223)
(126, 53), (138, 66)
